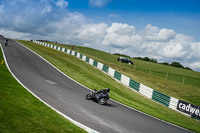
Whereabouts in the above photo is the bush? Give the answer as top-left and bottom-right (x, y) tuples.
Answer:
(184, 67), (193, 71)
(134, 57), (157, 63)
(161, 62), (169, 66)
(143, 57), (150, 61)
(134, 57), (143, 60)
(170, 62), (184, 68)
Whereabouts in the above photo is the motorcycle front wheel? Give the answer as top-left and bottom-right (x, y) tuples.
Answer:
(98, 98), (107, 105)
(86, 93), (93, 100)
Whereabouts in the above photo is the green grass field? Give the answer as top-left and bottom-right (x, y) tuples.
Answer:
(18, 40), (200, 132)
(0, 47), (86, 132)
(42, 41), (200, 106)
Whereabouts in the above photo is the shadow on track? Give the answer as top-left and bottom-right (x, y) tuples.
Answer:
(104, 103), (118, 107)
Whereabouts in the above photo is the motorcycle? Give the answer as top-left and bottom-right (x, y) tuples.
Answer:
(86, 89), (109, 105)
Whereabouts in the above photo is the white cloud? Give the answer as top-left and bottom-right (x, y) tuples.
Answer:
(0, 0), (70, 36)
(41, 5), (52, 14)
(190, 42), (200, 59)
(77, 23), (108, 46)
(159, 34), (192, 59)
(141, 24), (176, 42)
(109, 13), (119, 18)
(106, 23), (135, 35)
(0, 28), (32, 39)
(189, 62), (200, 71)
(89, 0), (112, 8)
(55, 0), (69, 7)
(102, 23), (141, 48)
(114, 48), (128, 54)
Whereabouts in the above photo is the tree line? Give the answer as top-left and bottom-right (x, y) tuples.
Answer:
(134, 57), (192, 70)
(114, 53), (193, 71)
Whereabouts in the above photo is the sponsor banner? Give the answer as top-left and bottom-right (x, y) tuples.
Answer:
(177, 100), (200, 120)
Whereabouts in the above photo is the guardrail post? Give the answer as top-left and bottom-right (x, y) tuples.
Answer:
(182, 77), (185, 84)
(149, 68), (151, 75)
(166, 72), (168, 79)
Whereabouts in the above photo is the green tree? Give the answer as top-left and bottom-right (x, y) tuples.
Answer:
(184, 67), (193, 71)
(161, 62), (169, 66)
(170, 62), (184, 68)
(143, 57), (150, 61)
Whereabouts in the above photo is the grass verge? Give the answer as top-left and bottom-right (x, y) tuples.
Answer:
(0, 46), (86, 132)
(18, 40), (200, 132)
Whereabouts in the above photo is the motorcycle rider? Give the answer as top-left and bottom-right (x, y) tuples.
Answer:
(5, 39), (8, 46)
(86, 88), (110, 104)
(93, 88), (110, 98)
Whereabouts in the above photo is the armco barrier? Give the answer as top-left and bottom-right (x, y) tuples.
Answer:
(139, 84), (153, 99)
(97, 62), (103, 70)
(86, 57), (90, 63)
(80, 54), (83, 59)
(93, 60), (98, 67)
(121, 74), (130, 87)
(102, 64), (109, 73)
(114, 71), (121, 81)
(108, 67), (115, 77)
(33, 40), (199, 120)
(169, 97), (179, 110)
(74, 51), (77, 57)
(89, 58), (94, 66)
(129, 79), (140, 91)
(152, 90), (170, 107)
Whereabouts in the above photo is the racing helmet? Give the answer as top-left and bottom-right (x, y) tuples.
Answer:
(106, 88), (110, 92)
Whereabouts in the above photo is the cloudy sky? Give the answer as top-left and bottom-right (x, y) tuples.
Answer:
(0, 0), (200, 71)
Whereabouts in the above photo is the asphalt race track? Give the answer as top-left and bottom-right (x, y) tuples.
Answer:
(0, 37), (192, 133)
